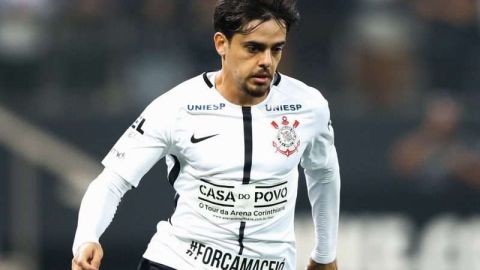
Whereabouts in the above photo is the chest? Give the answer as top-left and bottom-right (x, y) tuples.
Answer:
(169, 107), (316, 180)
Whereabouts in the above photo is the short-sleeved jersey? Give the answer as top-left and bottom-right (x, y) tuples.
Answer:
(102, 72), (337, 270)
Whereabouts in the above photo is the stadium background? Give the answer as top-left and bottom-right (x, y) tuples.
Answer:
(0, 0), (479, 269)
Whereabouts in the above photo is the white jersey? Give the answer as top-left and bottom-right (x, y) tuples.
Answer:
(102, 72), (340, 270)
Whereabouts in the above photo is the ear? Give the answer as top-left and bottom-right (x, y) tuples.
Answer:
(214, 32), (228, 58)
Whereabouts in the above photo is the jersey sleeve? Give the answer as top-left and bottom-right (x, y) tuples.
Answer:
(300, 96), (341, 264)
(102, 98), (174, 187)
(72, 168), (132, 255)
(300, 97), (337, 175)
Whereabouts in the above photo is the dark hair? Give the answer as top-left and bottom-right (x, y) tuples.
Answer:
(214, 0), (300, 40)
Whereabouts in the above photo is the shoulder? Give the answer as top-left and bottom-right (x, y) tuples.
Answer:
(145, 73), (209, 114)
(277, 75), (335, 143)
(276, 73), (330, 115)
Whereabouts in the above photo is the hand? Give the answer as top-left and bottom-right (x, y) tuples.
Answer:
(305, 258), (337, 270)
(72, 242), (104, 270)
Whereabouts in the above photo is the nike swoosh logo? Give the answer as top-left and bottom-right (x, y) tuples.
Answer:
(191, 134), (219, 143)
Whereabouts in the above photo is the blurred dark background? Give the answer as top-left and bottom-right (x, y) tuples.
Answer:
(0, 0), (479, 269)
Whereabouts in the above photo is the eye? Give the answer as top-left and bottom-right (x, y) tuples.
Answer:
(246, 45), (260, 53)
(272, 46), (284, 54)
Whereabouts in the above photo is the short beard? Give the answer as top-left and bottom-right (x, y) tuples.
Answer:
(241, 81), (270, 98)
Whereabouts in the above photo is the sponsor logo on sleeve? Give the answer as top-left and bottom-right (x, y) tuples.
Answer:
(109, 148), (125, 159)
(131, 116), (146, 135)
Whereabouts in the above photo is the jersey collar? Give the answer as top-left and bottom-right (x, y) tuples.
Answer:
(202, 71), (282, 89)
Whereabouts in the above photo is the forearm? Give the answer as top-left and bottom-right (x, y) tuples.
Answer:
(305, 163), (340, 264)
(72, 168), (132, 254)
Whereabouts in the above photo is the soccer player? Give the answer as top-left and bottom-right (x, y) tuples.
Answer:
(72, 0), (340, 269)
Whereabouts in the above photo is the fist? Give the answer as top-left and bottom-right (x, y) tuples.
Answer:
(72, 242), (104, 270)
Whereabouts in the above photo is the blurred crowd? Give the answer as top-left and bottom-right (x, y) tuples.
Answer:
(0, 0), (479, 116)
(0, 0), (219, 116)
(0, 0), (479, 201)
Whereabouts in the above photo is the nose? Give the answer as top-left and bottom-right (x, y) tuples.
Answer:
(259, 50), (273, 69)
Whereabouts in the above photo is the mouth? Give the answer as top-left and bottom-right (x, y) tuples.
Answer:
(250, 73), (272, 85)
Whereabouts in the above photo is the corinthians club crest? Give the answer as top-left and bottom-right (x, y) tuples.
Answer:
(271, 116), (300, 157)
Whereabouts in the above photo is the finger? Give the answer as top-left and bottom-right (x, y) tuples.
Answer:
(75, 253), (97, 270)
(72, 257), (83, 270)
(72, 263), (85, 270)
(72, 258), (90, 270)
(72, 258), (78, 270)
(77, 260), (97, 270)
(90, 251), (103, 270)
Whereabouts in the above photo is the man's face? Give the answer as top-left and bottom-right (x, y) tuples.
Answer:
(219, 19), (287, 100)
